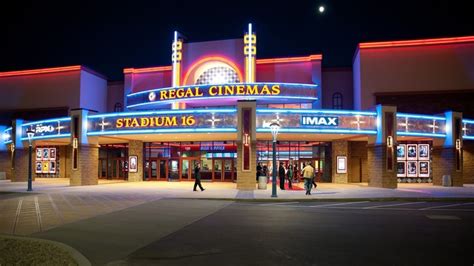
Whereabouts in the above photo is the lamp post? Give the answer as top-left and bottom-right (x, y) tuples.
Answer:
(270, 122), (280, 198)
(26, 129), (35, 192)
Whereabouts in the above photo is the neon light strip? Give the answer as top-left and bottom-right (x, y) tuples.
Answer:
(397, 132), (446, 138)
(127, 82), (319, 97)
(464, 136), (474, 140)
(256, 54), (323, 64)
(20, 133), (71, 141)
(123, 66), (172, 74)
(247, 23), (252, 82)
(257, 128), (377, 134)
(4, 140), (12, 144)
(256, 108), (376, 116)
(359, 36), (474, 49)
(0, 66), (81, 78)
(397, 113), (446, 121)
(22, 117), (71, 127)
(127, 96), (319, 109)
(87, 128), (237, 136)
(463, 119), (474, 124)
(88, 109), (237, 119)
(172, 30), (178, 87)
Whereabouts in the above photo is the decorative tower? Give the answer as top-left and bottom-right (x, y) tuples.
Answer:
(244, 23), (256, 83)
(171, 31), (184, 109)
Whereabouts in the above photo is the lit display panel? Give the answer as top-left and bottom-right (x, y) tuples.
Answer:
(21, 118), (71, 141)
(3, 127), (13, 144)
(463, 119), (474, 140)
(396, 113), (446, 138)
(256, 109), (377, 134)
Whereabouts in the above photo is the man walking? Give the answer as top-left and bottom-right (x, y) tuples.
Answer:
(193, 162), (205, 191)
(287, 163), (293, 189)
(302, 162), (314, 195)
(278, 162), (286, 190)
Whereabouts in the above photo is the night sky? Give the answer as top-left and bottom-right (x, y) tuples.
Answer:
(2, 0), (473, 80)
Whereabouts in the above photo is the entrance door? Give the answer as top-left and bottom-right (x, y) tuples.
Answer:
(99, 159), (107, 179)
(223, 159), (234, 181)
(213, 159), (222, 181)
(158, 159), (167, 180)
(212, 159), (235, 181)
(168, 159), (180, 181)
(181, 158), (200, 181)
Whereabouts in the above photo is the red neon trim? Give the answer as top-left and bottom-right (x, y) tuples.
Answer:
(256, 54), (322, 64)
(123, 66), (172, 74)
(0, 65), (82, 78)
(182, 56), (244, 85)
(359, 36), (474, 49)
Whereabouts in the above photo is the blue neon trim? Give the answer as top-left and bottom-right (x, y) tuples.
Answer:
(256, 128), (377, 134)
(463, 119), (474, 124)
(87, 128), (237, 136)
(463, 136), (474, 140)
(397, 113), (446, 121)
(20, 133), (71, 141)
(126, 95), (319, 109)
(4, 127), (12, 132)
(397, 132), (446, 138)
(126, 82), (320, 97)
(22, 117), (71, 127)
(4, 140), (12, 144)
(88, 108), (237, 119)
(256, 108), (376, 116)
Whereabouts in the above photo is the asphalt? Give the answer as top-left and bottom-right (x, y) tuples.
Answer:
(28, 199), (474, 266)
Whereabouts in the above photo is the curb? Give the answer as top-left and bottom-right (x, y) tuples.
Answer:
(170, 197), (474, 203)
(0, 234), (91, 266)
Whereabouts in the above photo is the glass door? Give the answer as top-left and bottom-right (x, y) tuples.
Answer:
(223, 159), (233, 181)
(168, 159), (179, 181)
(213, 159), (222, 181)
(99, 159), (107, 179)
(150, 160), (158, 179)
(181, 159), (190, 180)
(158, 159), (167, 180)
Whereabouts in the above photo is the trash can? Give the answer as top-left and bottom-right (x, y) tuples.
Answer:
(258, 176), (268, 189)
(442, 175), (452, 187)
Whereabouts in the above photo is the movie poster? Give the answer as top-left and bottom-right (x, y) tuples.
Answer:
(129, 156), (138, 173)
(407, 144), (417, 160)
(42, 161), (49, 173)
(407, 161), (417, 177)
(49, 148), (56, 160)
(419, 161), (430, 177)
(396, 144), (406, 160)
(43, 148), (49, 160)
(49, 161), (56, 174)
(36, 148), (42, 161)
(36, 162), (42, 174)
(396, 161), (406, 177)
(418, 144), (429, 160)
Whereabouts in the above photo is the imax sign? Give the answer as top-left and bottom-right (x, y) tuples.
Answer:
(301, 116), (339, 126)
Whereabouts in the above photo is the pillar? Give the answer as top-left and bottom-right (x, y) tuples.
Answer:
(463, 141), (474, 184)
(9, 119), (35, 182)
(236, 100), (257, 190)
(368, 105), (398, 188)
(432, 111), (463, 186)
(69, 109), (99, 186)
(128, 140), (143, 182)
(332, 140), (349, 183)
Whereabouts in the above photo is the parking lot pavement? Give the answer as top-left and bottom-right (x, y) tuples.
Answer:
(0, 191), (162, 236)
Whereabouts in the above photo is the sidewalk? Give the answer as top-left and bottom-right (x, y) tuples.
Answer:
(2, 178), (474, 200)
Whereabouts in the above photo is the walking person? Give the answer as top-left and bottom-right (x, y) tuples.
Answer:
(287, 163), (293, 189)
(302, 162), (315, 195)
(193, 162), (205, 191)
(278, 162), (286, 190)
(256, 162), (262, 182)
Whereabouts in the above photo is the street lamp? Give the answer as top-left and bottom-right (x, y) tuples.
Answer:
(270, 122), (280, 198)
(26, 128), (35, 192)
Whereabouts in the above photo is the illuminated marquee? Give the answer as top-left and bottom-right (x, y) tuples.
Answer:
(21, 118), (72, 141)
(126, 82), (318, 109)
(256, 109), (377, 134)
(87, 109), (238, 136)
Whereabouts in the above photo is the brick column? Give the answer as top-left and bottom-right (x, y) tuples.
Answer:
(464, 141), (474, 184)
(236, 100), (257, 190)
(432, 111), (463, 186)
(11, 148), (35, 182)
(69, 109), (99, 186)
(70, 145), (99, 186)
(128, 140), (143, 182)
(368, 105), (398, 188)
(332, 140), (349, 183)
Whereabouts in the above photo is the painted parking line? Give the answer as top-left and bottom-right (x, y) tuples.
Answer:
(426, 215), (461, 220)
(363, 202), (426, 209)
(259, 202), (300, 206)
(309, 201), (370, 208)
(11, 198), (23, 234)
(419, 202), (474, 210)
(34, 196), (43, 232)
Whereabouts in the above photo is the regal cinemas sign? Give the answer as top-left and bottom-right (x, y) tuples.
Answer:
(149, 84), (281, 101)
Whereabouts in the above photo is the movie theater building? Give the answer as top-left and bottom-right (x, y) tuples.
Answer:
(1, 26), (474, 189)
